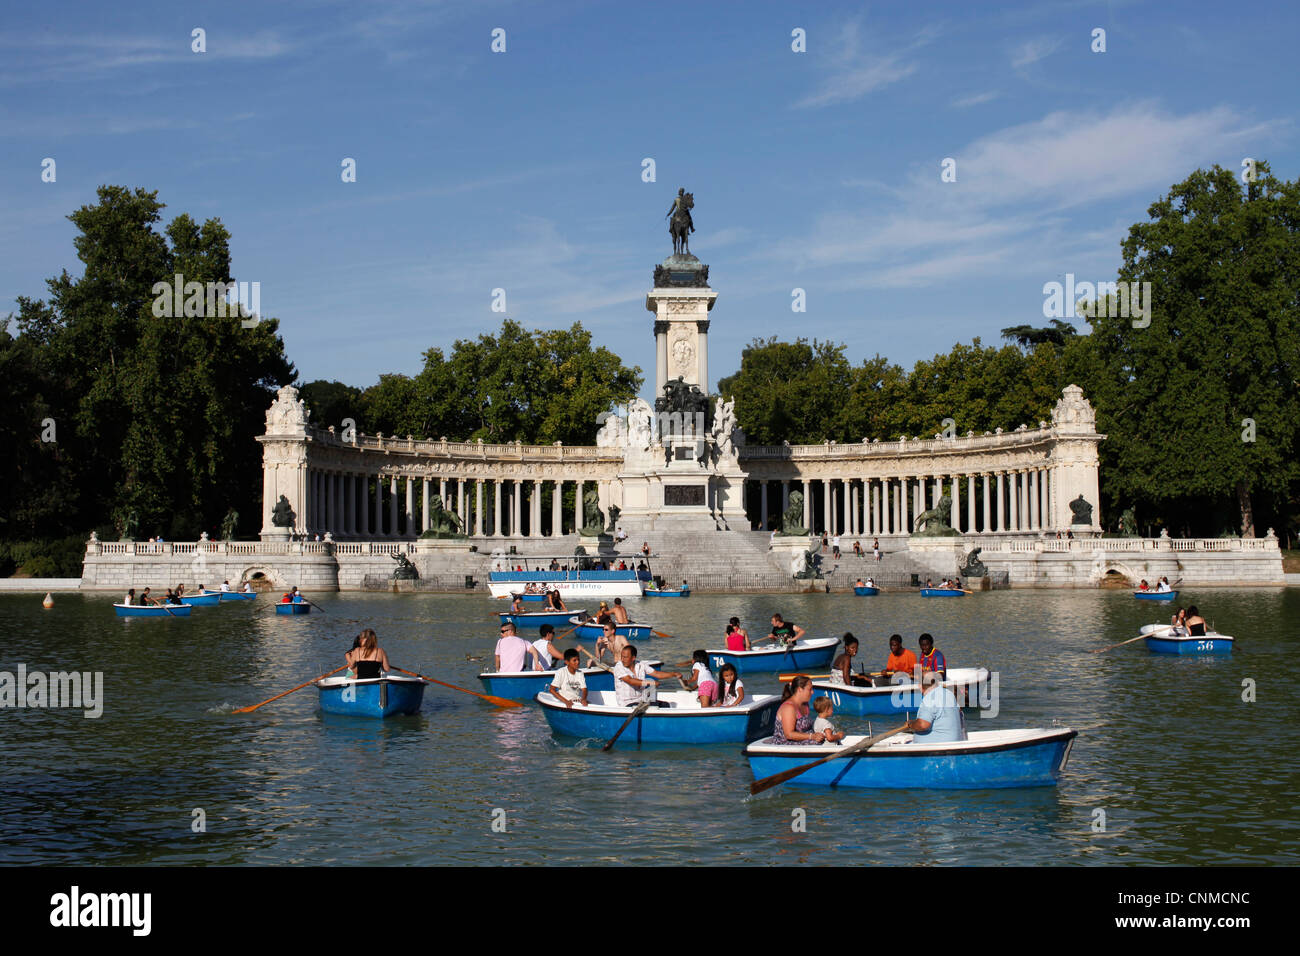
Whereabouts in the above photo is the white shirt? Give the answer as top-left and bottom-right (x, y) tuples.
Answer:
(692, 661), (715, 687)
(532, 639), (556, 669)
(813, 716), (836, 735)
(613, 660), (653, 706)
(242, 583), (252, 592)
(220, 582), (231, 591)
(550, 667), (587, 702)
(719, 678), (745, 707)
(832, 536), (840, 547)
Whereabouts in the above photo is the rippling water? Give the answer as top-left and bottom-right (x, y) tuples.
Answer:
(1, 587), (1295, 865)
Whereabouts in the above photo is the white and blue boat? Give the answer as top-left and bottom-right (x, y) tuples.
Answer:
(509, 593), (550, 603)
(1134, 589), (1178, 601)
(478, 661), (662, 701)
(1139, 624), (1234, 654)
(203, 589), (257, 601)
(537, 689), (781, 744)
(275, 602), (311, 615)
(488, 553), (647, 599)
(744, 727), (1077, 789)
(183, 591), (222, 606)
(113, 602), (192, 617)
(852, 585), (879, 596)
(707, 637), (838, 676)
(499, 609), (586, 629)
(315, 674), (428, 717)
(568, 617), (657, 641)
(811, 667), (991, 716)
(920, 587), (966, 597)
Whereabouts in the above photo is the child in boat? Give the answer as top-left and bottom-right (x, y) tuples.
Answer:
(681, 651), (718, 707)
(716, 663), (745, 706)
(812, 696), (844, 743)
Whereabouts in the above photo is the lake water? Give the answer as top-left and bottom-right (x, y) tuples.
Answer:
(1, 588), (1296, 865)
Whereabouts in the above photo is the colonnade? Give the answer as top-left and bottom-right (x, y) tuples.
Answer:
(299, 472), (593, 539)
(749, 467), (1056, 536)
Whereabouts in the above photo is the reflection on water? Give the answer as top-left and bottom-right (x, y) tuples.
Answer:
(0, 588), (1296, 865)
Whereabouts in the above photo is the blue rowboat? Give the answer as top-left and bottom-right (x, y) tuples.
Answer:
(478, 660), (662, 701)
(499, 609), (585, 629)
(114, 602), (192, 617)
(811, 667), (991, 716)
(744, 727), (1077, 789)
(537, 690), (781, 744)
(275, 602), (311, 615)
(183, 591), (222, 606)
(315, 674), (427, 717)
(509, 593), (549, 603)
(1134, 590), (1177, 601)
(852, 585), (879, 596)
(203, 589), (256, 601)
(1142, 630), (1234, 654)
(568, 617), (657, 641)
(707, 637), (838, 676)
(920, 587), (966, 597)
(645, 587), (690, 598)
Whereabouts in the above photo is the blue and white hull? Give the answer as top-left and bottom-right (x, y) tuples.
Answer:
(920, 588), (966, 597)
(707, 638), (838, 676)
(537, 690), (780, 744)
(315, 674), (427, 717)
(113, 603), (192, 617)
(568, 618), (657, 641)
(1134, 590), (1178, 601)
(811, 667), (991, 716)
(853, 586), (879, 596)
(1143, 632), (1234, 654)
(745, 728), (1077, 789)
(477, 661), (661, 701)
(275, 602), (311, 615)
(499, 609), (587, 630)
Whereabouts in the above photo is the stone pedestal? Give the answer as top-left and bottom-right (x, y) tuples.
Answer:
(415, 537), (472, 554)
(906, 536), (965, 577)
(771, 536), (818, 577)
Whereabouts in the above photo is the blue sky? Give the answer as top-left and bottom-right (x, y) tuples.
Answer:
(2, 0), (1295, 402)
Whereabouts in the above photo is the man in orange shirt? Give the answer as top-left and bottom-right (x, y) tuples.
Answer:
(883, 634), (918, 684)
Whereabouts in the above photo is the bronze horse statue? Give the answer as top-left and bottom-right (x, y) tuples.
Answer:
(667, 190), (695, 256)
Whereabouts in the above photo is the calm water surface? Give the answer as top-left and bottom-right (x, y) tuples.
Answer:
(1, 588), (1296, 865)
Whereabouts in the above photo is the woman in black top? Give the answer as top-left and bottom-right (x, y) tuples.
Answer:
(1184, 606), (1207, 637)
(347, 629), (390, 679)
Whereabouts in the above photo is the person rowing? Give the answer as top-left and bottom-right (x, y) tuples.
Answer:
(532, 624), (565, 670)
(546, 587), (567, 612)
(495, 621), (544, 672)
(882, 634), (917, 685)
(593, 622), (627, 665)
(612, 646), (679, 706)
(510, 594), (525, 614)
(905, 670), (967, 743)
(766, 614), (805, 647)
(346, 629), (391, 679)
(611, 597), (630, 625)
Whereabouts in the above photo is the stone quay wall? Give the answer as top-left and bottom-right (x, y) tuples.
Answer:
(77, 532), (1284, 592)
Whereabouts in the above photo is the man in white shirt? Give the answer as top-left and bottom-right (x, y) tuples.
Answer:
(532, 624), (565, 669)
(549, 649), (588, 707)
(220, 580), (231, 592)
(612, 646), (679, 706)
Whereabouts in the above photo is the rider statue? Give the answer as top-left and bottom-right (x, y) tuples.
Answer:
(666, 187), (695, 256)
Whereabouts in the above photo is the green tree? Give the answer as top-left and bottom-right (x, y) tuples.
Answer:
(13, 186), (295, 540)
(717, 338), (857, 444)
(1078, 163), (1300, 536)
(300, 380), (364, 433)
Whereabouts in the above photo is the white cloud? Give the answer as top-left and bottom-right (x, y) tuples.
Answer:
(794, 19), (939, 109)
(952, 90), (1000, 108)
(1011, 35), (1062, 68)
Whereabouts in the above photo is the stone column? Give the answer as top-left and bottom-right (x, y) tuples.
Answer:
(821, 479), (831, 535)
(1030, 469), (1040, 531)
(782, 480), (790, 514)
(388, 476), (398, 537)
(494, 479), (502, 537)
(574, 480), (583, 534)
(551, 480), (562, 536)
(422, 478), (430, 533)
(459, 478), (468, 529)
(1010, 471), (1021, 532)
(872, 482), (880, 536)
(373, 474), (383, 536)
(531, 480), (542, 537)
(802, 480), (811, 530)
(655, 325), (669, 397)
(760, 481), (768, 531)
(1041, 468), (1051, 532)
(511, 479), (521, 537)
(358, 475), (366, 536)
(846, 480), (855, 536)
(995, 472), (1005, 532)
(950, 476), (960, 532)
(474, 479), (483, 536)
(966, 475), (976, 534)
(404, 477), (414, 536)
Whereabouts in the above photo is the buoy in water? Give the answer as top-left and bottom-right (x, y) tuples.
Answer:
(42, 593), (54, 609)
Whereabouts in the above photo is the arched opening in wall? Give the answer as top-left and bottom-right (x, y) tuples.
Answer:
(1100, 568), (1130, 588)
(243, 567), (277, 590)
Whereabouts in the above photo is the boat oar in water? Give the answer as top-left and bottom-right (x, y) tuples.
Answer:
(393, 667), (522, 708)
(603, 699), (653, 752)
(650, 629), (675, 640)
(233, 664), (349, 713)
(749, 723), (910, 795)
(777, 670), (885, 682)
(1092, 624), (1176, 654)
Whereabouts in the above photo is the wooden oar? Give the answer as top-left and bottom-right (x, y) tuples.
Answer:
(1091, 624), (1175, 654)
(749, 723), (909, 795)
(233, 664), (349, 713)
(149, 597), (180, 617)
(299, 597), (328, 614)
(578, 646), (613, 672)
(393, 667), (523, 708)
(651, 629), (675, 640)
(777, 670), (885, 682)
(603, 699), (653, 752)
